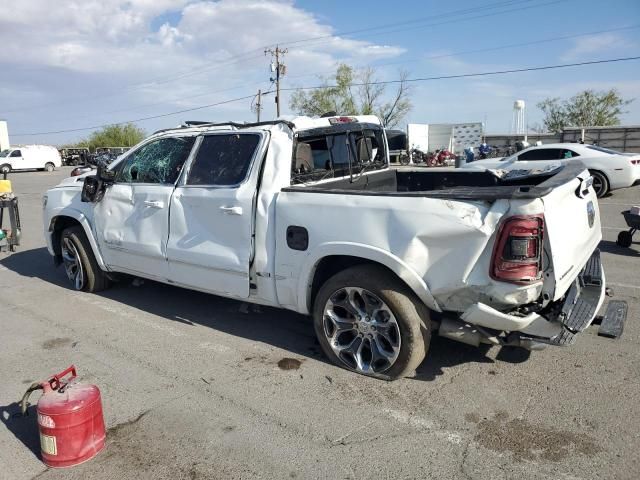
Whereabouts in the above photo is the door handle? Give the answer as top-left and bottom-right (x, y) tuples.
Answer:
(143, 200), (164, 208)
(220, 206), (243, 216)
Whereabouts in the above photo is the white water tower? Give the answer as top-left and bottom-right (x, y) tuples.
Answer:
(511, 100), (526, 136)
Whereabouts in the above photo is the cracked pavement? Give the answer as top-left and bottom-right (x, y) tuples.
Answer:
(0, 168), (638, 479)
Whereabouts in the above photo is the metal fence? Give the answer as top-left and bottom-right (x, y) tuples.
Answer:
(485, 125), (640, 153)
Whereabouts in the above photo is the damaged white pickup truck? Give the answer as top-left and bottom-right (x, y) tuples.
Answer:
(43, 115), (627, 380)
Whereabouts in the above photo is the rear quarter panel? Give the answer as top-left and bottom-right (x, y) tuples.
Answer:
(274, 191), (545, 314)
(584, 155), (635, 189)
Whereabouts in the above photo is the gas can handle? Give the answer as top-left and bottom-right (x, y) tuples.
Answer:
(49, 365), (77, 391)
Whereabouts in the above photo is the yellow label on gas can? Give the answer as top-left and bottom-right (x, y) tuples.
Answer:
(0, 180), (11, 193)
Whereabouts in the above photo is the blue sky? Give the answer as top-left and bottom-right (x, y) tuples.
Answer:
(1, 0), (639, 145)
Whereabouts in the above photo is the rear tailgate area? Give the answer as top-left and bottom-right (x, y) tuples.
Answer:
(541, 168), (602, 300)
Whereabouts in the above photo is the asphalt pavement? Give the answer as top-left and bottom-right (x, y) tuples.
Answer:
(0, 167), (638, 479)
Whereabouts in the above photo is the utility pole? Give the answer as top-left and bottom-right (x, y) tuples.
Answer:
(265, 46), (287, 117)
(255, 89), (262, 122)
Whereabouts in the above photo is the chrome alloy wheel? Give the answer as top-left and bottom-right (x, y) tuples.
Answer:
(592, 174), (605, 197)
(61, 237), (85, 290)
(322, 287), (401, 374)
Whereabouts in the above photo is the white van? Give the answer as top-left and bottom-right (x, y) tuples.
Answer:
(0, 145), (62, 173)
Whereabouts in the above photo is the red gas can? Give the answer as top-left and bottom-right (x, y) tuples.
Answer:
(22, 366), (105, 468)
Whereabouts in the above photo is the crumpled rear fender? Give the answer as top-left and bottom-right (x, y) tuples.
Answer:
(297, 242), (441, 315)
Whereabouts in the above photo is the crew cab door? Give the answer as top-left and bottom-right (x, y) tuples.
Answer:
(93, 136), (196, 279)
(166, 132), (266, 298)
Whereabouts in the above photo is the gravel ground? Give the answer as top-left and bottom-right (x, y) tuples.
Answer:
(0, 167), (638, 480)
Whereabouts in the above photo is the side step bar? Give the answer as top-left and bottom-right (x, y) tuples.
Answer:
(598, 300), (628, 339)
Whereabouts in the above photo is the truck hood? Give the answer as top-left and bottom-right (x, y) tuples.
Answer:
(54, 172), (92, 188)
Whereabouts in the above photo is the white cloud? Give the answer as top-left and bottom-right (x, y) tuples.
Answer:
(0, 0), (405, 142)
(561, 33), (635, 61)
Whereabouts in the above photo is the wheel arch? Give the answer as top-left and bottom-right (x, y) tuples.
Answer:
(298, 243), (441, 315)
(587, 168), (610, 191)
(49, 212), (107, 269)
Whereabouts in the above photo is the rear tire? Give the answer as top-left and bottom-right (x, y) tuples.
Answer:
(0, 164), (10, 174)
(617, 230), (633, 248)
(589, 170), (609, 198)
(45, 162), (55, 172)
(60, 226), (110, 292)
(313, 265), (430, 381)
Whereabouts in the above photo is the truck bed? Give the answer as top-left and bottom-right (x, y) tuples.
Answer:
(284, 161), (586, 201)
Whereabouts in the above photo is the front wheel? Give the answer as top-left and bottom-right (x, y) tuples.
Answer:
(313, 265), (431, 380)
(617, 230), (633, 248)
(44, 162), (55, 172)
(60, 226), (111, 292)
(589, 170), (609, 198)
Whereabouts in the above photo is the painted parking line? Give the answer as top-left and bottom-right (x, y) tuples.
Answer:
(601, 226), (625, 230)
(599, 202), (637, 207)
(609, 282), (640, 291)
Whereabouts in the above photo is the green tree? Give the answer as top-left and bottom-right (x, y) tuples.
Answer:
(290, 64), (412, 128)
(71, 123), (146, 152)
(537, 89), (633, 133)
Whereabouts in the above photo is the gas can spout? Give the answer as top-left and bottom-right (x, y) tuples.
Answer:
(19, 382), (44, 416)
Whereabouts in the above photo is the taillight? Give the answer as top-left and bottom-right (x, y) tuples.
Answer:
(491, 215), (544, 283)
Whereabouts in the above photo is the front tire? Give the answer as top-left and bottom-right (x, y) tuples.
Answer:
(60, 226), (110, 292)
(617, 230), (633, 248)
(589, 170), (609, 198)
(313, 265), (431, 380)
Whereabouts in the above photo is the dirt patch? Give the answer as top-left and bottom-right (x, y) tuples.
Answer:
(42, 337), (72, 350)
(277, 358), (302, 370)
(473, 412), (600, 462)
(464, 412), (480, 423)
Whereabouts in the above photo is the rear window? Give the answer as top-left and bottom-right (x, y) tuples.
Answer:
(186, 133), (261, 186)
(518, 148), (562, 161)
(292, 128), (386, 184)
(587, 145), (623, 155)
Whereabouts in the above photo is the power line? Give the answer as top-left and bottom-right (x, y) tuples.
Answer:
(283, 24), (640, 82)
(268, 0), (539, 49)
(51, 23), (640, 125)
(12, 93), (269, 136)
(280, 56), (640, 92)
(12, 56), (639, 137)
(284, 0), (566, 52)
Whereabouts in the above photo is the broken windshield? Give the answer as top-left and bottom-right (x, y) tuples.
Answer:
(114, 137), (195, 184)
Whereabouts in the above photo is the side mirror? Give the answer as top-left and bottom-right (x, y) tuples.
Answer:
(81, 175), (104, 203)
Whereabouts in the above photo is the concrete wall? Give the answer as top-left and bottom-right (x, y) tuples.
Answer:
(0, 120), (9, 151)
(485, 125), (640, 153)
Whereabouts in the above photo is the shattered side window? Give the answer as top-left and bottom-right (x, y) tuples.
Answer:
(115, 137), (195, 184)
(186, 133), (260, 186)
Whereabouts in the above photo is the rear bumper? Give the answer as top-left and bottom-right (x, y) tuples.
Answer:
(460, 250), (607, 345)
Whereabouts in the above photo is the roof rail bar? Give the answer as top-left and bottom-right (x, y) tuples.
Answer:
(153, 119), (295, 136)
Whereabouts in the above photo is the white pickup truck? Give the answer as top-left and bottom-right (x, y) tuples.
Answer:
(43, 115), (627, 380)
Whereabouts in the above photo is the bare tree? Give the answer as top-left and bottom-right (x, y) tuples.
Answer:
(290, 64), (412, 127)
